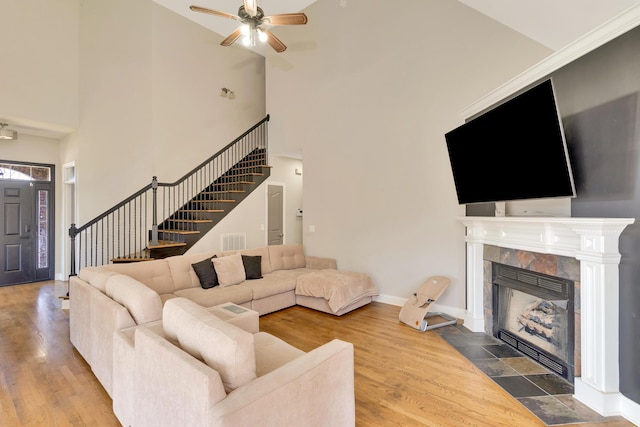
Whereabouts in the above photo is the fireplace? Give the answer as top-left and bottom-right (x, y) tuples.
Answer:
(459, 216), (635, 417)
(492, 263), (574, 381)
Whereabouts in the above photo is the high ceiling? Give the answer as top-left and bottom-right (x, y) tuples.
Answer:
(458, 0), (640, 50)
(8, 0), (640, 139)
(154, 0), (640, 53)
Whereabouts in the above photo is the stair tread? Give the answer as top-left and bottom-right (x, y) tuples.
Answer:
(159, 229), (201, 235)
(223, 173), (264, 177)
(180, 209), (225, 213)
(219, 181), (255, 185)
(203, 190), (245, 194)
(191, 199), (236, 203)
(234, 165), (272, 170)
(147, 240), (188, 249)
(112, 250), (154, 263)
(213, 181), (254, 186)
(166, 219), (213, 223)
(112, 257), (154, 263)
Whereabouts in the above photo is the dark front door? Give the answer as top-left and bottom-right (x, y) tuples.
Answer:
(0, 181), (34, 286)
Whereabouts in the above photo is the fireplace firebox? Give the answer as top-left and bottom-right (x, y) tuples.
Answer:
(492, 263), (574, 381)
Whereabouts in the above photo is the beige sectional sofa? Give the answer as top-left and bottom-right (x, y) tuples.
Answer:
(69, 243), (376, 405)
(113, 298), (355, 427)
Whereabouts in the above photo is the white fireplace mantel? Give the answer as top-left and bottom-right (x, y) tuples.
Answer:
(459, 216), (635, 418)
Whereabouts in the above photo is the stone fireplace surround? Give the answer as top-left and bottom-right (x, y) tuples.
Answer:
(459, 216), (636, 420)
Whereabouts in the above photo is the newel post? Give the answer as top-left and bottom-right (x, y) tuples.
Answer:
(151, 176), (159, 246)
(69, 223), (77, 277)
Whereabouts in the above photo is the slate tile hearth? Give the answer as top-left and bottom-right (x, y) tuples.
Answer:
(436, 325), (627, 426)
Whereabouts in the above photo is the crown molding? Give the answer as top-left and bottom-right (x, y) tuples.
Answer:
(460, 3), (640, 119)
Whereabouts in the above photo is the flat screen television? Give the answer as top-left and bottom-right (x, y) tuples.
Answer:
(445, 79), (575, 205)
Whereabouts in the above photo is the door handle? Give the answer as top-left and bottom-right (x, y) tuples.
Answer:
(21, 224), (32, 239)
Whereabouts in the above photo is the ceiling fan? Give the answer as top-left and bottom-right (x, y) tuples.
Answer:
(190, 0), (308, 53)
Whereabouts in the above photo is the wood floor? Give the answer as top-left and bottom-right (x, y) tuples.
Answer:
(0, 281), (635, 427)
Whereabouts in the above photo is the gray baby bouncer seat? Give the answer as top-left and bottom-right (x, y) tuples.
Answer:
(399, 276), (457, 331)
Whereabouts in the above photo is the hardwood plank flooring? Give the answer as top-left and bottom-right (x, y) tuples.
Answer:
(0, 281), (120, 426)
(0, 281), (635, 426)
(260, 303), (635, 427)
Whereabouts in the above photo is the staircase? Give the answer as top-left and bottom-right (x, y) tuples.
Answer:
(69, 116), (270, 275)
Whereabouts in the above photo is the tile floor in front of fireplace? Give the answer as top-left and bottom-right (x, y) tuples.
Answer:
(436, 325), (627, 426)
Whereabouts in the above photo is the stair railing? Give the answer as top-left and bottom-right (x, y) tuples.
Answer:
(69, 115), (269, 276)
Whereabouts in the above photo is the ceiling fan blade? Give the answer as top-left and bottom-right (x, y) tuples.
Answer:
(244, 0), (258, 17)
(189, 5), (240, 21)
(262, 13), (308, 26)
(220, 27), (243, 47)
(263, 29), (287, 53)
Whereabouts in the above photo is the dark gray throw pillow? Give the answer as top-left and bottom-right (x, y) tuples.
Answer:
(242, 255), (262, 280)
(192, 255), (218, 289)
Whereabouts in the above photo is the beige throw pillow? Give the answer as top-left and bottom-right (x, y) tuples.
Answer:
(213, 253), (246, 287)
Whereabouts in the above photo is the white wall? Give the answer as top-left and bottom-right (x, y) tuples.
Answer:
(0, 0), (79, 130)
(2, 0), (266, 278)
(266, 0), (552, 308)
(74, 0), (266, 225)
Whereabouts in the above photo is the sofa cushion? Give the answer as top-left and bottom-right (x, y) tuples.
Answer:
(103, 260), (175, 295)
(105, 274), (163, 324)
(78, 266), (119, 293)
(253, 332), (304, 377)
(191, 256), (218, 289)
(163, 298), (256, 392)
(213, 254), (246, 287)
(268, 244), (306, 271)
(242, 255), (263, 280)
(174, 284), (252, 308)
(239, 273), (297, 300)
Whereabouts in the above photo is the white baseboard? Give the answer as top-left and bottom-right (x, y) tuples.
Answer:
(620, 394), (640, 426)
(575, 379), (640, 425)
(373, 294), (405, 307)
(374, 294), (469, 324)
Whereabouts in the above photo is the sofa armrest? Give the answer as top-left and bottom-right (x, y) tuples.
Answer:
(210, 339), (355, 427)
(69, 276), (97, 362)
(70, 275), (136, 397)
(305, 256), (337, 270)
(134, 327), (228, 427)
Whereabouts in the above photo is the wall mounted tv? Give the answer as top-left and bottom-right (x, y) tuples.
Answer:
(445, 79), (575, 205)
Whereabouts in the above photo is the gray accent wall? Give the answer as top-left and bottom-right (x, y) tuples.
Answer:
(552, 26), (640, 404)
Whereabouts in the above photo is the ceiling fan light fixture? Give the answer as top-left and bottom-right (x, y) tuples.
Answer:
(0, 123), (17, 140)
(257, 28), (268, 42)
(190, 1), (307, 53)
